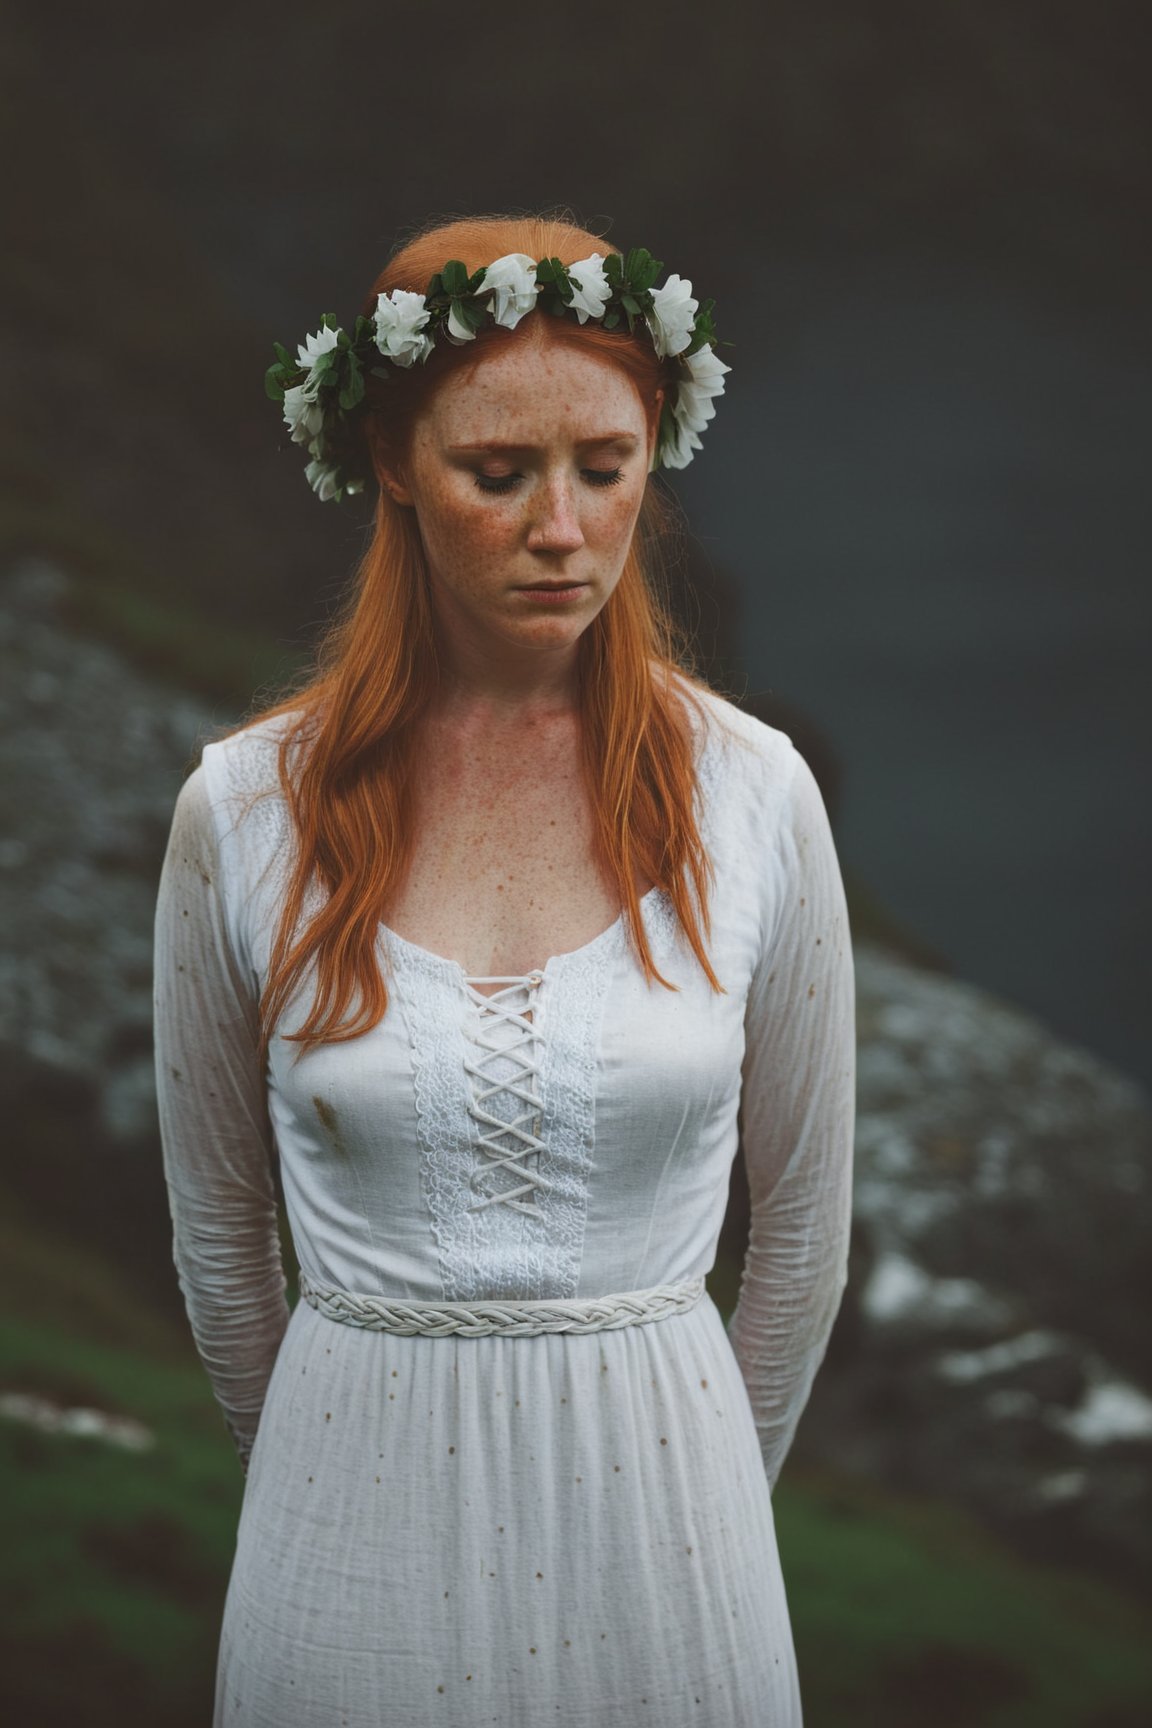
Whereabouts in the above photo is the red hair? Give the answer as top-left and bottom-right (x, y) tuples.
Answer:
(230, 213), (722, 1061)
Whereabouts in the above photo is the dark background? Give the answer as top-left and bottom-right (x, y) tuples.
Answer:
(3, 4), (1151, 1722)
(8, 0), (1150, 1083)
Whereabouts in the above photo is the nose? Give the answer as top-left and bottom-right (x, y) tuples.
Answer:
(525, 473), (585, 555)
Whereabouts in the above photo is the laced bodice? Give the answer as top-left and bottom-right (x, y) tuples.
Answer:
(460, 973), (547, 1216)
(154, 685), (856, 1490)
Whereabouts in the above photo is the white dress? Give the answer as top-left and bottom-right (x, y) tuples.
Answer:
(153, 685), (855, 1727)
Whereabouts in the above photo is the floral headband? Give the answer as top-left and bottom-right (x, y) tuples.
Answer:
(266, 248), (730, 502)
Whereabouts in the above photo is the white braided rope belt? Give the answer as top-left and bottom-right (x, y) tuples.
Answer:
(297, 1268), (707, 1338)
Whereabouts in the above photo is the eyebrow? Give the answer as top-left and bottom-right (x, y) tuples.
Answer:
(447, 432), (640, 453)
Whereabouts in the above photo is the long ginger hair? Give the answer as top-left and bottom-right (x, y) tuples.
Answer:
(234, 213), (723, 1061)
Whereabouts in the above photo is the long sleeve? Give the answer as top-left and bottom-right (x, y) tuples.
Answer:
(727, 746), (856, 1490)
(153, 764), (290, 1470)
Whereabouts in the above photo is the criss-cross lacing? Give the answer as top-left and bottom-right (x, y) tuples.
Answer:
(461, 973), (547, 1216)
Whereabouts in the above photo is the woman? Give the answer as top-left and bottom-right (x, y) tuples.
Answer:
(154, 212), (856, 1726)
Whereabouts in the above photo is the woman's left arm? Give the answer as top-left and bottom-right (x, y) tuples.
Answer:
(153, 766), (291, 1472)
(727, 745), (856, 1491)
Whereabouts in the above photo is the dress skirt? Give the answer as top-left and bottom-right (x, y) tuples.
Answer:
(215, 1292), (803, 1727)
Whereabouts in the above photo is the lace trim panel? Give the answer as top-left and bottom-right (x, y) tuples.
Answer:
(389, 927), (621, 1303)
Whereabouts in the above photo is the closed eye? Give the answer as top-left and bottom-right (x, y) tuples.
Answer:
(473, 467), (626, 496)
(474, 472), (521, 494)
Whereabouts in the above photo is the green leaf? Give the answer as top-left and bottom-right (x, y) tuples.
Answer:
(621, 294), (640, 316)
(273, 341), (294, 367)
(264, 364), (286, 402)
(449, 296), (479, 333)
(636, 257), (662, 293)
(618, 248), (661, 295)
(320, 312), (341, 331)
(442, 260), (469, 297)
(338, 353), (365, 411)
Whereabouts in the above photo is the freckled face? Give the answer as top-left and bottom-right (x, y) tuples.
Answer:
(382, 333), (656, 663)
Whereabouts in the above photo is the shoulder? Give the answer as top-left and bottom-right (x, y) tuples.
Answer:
(675, 677), (804, 804)
(195, 708), (311, 885)
(164, 762), (215, 857)
(199, 708), (302, 808)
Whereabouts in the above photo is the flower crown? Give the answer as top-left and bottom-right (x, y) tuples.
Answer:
(266, 248), (730, 502)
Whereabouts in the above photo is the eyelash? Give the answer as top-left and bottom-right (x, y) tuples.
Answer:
(474, 467), (625, 495)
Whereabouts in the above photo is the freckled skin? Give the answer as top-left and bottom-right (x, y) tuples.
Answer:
(379, 329), (662, 980)
(383, 331), (654, 673)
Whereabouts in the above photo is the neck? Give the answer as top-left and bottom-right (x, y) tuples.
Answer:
(431, 626), (584, 719)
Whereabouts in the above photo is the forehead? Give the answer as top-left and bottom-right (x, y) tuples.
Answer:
(415, 333), (648, 447)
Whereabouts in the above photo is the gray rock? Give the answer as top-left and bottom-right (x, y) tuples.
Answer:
(0, 557), (215, 1142)
(796, 942), (1152, 1589)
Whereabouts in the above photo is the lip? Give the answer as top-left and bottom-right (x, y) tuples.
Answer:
(513, 582), (589, 604)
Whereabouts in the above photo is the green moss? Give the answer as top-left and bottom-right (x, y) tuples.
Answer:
(0, 1316), (241, 1727)
(775, 1468), (1151, 1726)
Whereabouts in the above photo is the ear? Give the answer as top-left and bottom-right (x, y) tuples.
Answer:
(377, 461), (414, 507)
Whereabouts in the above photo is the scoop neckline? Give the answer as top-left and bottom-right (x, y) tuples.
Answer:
(378, 884), (664, 982)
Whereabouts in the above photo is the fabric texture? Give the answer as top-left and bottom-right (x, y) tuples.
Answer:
(153, 684), (856, 1726)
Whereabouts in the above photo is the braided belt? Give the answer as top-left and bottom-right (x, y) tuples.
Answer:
(297, 1267), (706, 1338)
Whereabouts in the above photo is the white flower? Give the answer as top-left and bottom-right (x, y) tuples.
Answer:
(646, 274), (698, 358)
(305, 459), (341, 502)
(660, 419), (704, 470)
(374, 289), (433, 367)
(295, 324), (342, 401)
(296, 325), (341, 369)
(282, 383), (326, 447)
(661, 343), (731, 470)
(674, 343), (730, 428)
(481, 253), (540, 329)
(566, 253), (611, 324)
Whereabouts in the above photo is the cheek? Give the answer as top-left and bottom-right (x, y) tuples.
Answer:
(419, 485), (514, 569)
(594, 480), (647, 548)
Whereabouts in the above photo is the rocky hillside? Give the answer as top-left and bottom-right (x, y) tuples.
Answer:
(803, 950), (1152, 1590)
(1, 556), (1149, 1593)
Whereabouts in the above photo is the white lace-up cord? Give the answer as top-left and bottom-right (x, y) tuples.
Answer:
(297, 1267), (707, 1336)
(460, 975), (547, 1216)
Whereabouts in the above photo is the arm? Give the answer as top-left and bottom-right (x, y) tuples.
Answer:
(727, 747), (856, 1490)
(153, 765), (290, 1470)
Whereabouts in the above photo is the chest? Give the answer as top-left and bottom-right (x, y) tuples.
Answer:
(384, 720), (626, 977)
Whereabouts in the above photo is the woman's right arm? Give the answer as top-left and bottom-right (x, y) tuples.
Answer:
(153, 765), (290, 1471)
